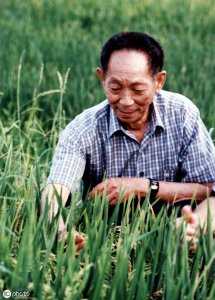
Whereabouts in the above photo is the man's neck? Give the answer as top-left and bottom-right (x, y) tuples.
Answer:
(123, 107), (151, 142)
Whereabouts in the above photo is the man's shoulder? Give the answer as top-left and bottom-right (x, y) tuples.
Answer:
(154, 90), (201, 130)
(61, 100), (109, 137)
(79, 99), (109, 121)
(157, 90), (199, 113)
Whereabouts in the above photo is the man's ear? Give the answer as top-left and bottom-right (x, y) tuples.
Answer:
(96, 68), (105, 86)
(155, 70), (167, 93)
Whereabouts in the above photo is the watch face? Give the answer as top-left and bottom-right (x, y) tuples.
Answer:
(151, 185), (158, 190)
(151, 181), (159, 190)
(149, 180), (159, 201)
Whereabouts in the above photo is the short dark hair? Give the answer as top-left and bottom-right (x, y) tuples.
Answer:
(100, 32), (164, 75)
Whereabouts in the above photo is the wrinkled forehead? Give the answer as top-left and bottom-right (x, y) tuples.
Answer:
(106, 50), (153, 80)
(109, 49), (149, 64)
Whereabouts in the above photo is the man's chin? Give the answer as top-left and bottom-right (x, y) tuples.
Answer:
(117, 112), (139, 121)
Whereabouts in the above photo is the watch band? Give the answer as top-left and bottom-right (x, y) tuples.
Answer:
(149, 179), (159, 201)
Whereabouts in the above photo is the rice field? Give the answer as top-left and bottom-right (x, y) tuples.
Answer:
(0, 0), (215, 299)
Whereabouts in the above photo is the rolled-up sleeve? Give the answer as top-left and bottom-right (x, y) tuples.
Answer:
(179, 109), (215, 183)
(46, 122), (86, 193)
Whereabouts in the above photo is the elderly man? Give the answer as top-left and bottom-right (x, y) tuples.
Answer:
(41, 32), (215, 250)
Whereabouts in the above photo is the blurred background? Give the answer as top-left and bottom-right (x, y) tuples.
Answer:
(1, 0), (214, 129)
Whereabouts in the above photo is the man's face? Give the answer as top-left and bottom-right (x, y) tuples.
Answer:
(97, 50), (166, 129)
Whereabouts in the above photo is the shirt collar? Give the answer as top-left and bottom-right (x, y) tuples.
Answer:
(109, 107), (123, 137)
(150, 94), (165, 134)
(108, 94), (165, 138)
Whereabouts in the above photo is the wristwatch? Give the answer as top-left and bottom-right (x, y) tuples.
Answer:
(149, 179), (159, 201)
(211, 189), (215, 196)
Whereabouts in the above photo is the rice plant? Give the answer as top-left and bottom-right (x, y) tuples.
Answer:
(0, 0), (215, 299)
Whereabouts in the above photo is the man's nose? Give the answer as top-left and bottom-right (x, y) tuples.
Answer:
(119, 95), (134, 106)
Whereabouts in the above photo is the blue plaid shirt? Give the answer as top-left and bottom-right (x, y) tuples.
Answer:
(47, 90), (215, 196)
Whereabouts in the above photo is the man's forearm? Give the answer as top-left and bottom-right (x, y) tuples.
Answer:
(41, 184), (86, 248)
(138, 179), (212, 203)
(41, 183), (70, 221)
(157, 181), (212, 203)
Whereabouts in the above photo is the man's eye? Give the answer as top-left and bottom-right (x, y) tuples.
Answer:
(133, 89), (144, 93)
(110, 88), (120, 92)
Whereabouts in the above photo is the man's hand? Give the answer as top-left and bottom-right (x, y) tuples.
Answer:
(175, 205), (200, 252)
(41, 184), (86, 253)
(88, 177), (149, 205)
(58, 228), (86, 252)
(176, 198), (215, 252)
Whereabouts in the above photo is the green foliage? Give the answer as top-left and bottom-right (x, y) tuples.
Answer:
(0, 0), (215, 129)
(0, 0), (215, 299)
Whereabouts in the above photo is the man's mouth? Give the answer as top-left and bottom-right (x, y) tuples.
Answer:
(118, 109), (136, 116)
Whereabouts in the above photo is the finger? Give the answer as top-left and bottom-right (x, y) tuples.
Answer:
(181, 205), (192, 222)
(108, 193), (128, 205)
(71, 229), (84, 242)
(87, 192), (92, 199)
(189, 244), (197, 253)
(182, 205), (199, 226)
(180, 237), (198, 253)
(175, 217), (183, 229)
(90, 181), (108, 197)
(107, 190), (132, 205)
(106, 189), (120, 202)
(185, 235), (198, 244)
(75, 235), (85, 243)
(188, 212), (199, 226)
(75, 234), (86, 243)
(94, 181), (108, 192)
(185, 226), (198, 237)
(58, 232), (63, 242)
(109, 199), (117, 206)
(107, 188), (127, 204)
(88, 189), (102, 199)
(75, 239), (86, 251)
(76, 240), (86, 252)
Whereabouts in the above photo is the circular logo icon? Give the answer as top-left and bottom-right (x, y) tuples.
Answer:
(3, 290), (11, 298)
